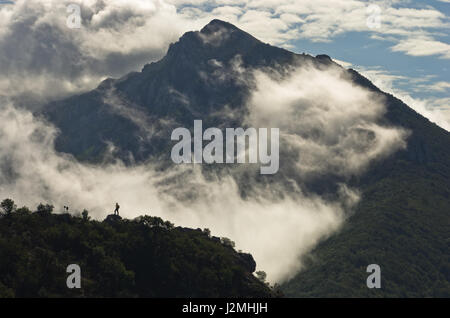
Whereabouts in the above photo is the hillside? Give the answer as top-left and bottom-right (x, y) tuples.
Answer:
(39, 20), (450, 297)
(282, 158), (450, 297)
(0, 200), (274, 298)
(281, 74), (450, 297)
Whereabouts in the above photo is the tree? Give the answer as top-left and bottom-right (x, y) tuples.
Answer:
(1, 199), (16, 215)
(220, 237), (235, 248)
(36, 203), (54, 214)
(82, 209), (90, 221)
(0, 198), (274, 298)
(272, 283), (284, 297)
(16, 206), (31, 215)
(256, 271), (267, 283)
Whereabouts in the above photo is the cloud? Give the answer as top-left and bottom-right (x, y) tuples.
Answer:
(0, 100), (356, 283)
(332, 58), (353, 68)
(0, 0), (416, 284)
(1, 0), (448, 109)
(391, 36), (450, 59)
(0, 60), (408, 283)
(169, 0), (450, 51)
(102, 88), (157, 142)
(415, 81), (450, 93)
(359, 67), (450, 131)
(395, 95), (450, 131)
(245, 63), (408, 179)
(0, 0), (195, 105)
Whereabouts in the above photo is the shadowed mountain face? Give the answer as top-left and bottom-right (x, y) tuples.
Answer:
(43, 20), (314, 163)
(42, 20), (450, 297)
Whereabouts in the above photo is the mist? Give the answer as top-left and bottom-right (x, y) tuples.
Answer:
(245, 63), (408, 179)
(0, 1), (409, 284)
(0, 0), (200, 106)
(0, 62), (407, 283)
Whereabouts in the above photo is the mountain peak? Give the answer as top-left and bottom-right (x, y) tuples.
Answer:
(162, 19), (265, 64)
(200, 19), (239, 34)
(197, 19), (259, 47)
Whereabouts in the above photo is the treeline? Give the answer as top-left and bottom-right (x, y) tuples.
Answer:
(0, 199), (276, 298)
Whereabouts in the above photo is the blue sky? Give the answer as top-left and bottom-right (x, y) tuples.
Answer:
(289, 1), (449, 101)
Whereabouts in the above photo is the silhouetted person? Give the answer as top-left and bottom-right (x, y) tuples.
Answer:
(114, 202), (120, 215)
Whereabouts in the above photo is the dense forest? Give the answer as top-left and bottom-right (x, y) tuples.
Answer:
(0, 199), (276, 298)
(282, 160), (450, 297)
(281, 92), (450, 297)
